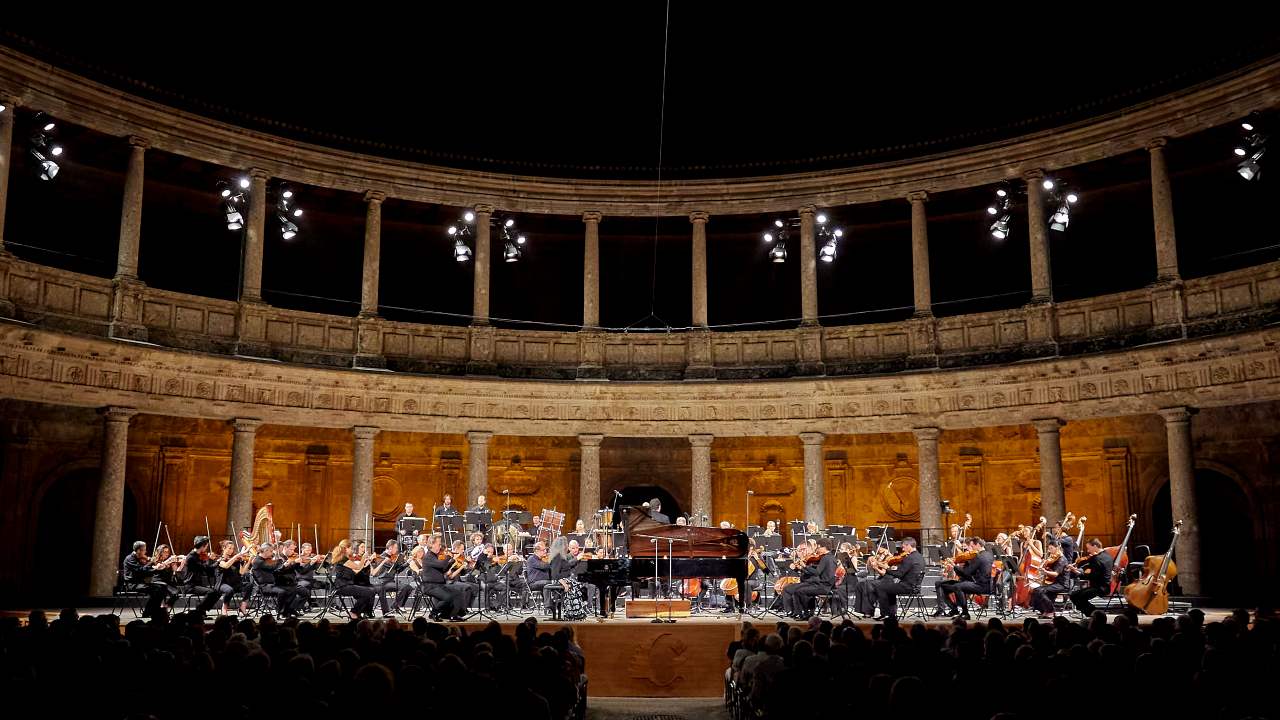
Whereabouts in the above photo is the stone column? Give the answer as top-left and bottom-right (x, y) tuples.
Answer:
(582, 211), (601, 329)
(800, 432), (826, 527)
(578, 434), (604, 525)
(690, 211), (709, 328)
(89, 407), (137, 597)
(359, 191), (385, 318)
(466, 431), (492, 509)
(1034, 418), (1067, 525)
(1025, 169), (1053, 303)
(1148, 138), (1180, 283)
(114, 137), (148, 281)
(908, 192), (932, 316)
(240, 169), (269, 303)
(471, 204), (493, 325)
(799, 205), (818, 326)
(689, 434), (714, 525)
(226, 418), (262, 537)
(913, 427), (942, 546)
(349, 426), (379, 544)
(1159, 407), (1200, 594)
(0, 96), (16, 255)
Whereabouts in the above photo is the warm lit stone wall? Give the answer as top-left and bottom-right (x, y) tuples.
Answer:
(4, 398), (1276, 603)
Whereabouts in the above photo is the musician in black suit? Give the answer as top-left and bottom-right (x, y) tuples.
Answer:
(934, 537), (993, 620)
(1030, 542), (1069, 617)
(873, 537), (925, 621)
(1066, 538), (1113, 614)
(183, 536), (222, 614)
(783, 538), (836, 619)
(415, 534), (469, 620)
(1049, 522), (1078, 561)
(122, 541), (173, 620)
(647, 498), (669, 525)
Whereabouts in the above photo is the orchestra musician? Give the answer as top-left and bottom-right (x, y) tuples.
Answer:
(293, 542), (326, 601)
(467, 495), (492, 532)
(1048, 519), (1077, 561)
(831, 541), (859, 615)
(544, 536), (574, 616)
(761, 520), (778, 537)
(782, 538), (835, 619)
(724, 539), (766, 614)
(526, 540), (552, 605)
(369, 539), (407, 616)
(674, 516), (687, 526)
(466, 531), (487, 561)
(1065, 537), (1113, 614)
(647, 498), (669, 524)
(933, 537), (993, 620)
(992, 532), (1017, 610)
(872, 537), (925, 622)
(250, 544), (308, 618)
(330, 540), (376, 620)
(183, 536), (222, 614)
(122, 541), (177, 620)
(1029, 542), (1069, 618)
(213, 539), (249, 615)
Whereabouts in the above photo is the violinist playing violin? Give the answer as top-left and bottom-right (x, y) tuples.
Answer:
(1029, 542), (1068, 618)
(122, 540), (175, 620)
(1065, 537), (1113, 614)
(933, 537), (993, 620)
(872, 537), (925, 621)
(782, 538), (835, 620)
(184, 535), (223, 615)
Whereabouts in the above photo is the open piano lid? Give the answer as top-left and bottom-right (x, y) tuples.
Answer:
(620, 505), (748, 559)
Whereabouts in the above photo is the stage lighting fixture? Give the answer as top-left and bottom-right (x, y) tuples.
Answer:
(990, 215), (1011, 240)
(987, 186), (1013, 238)
(1049, 204), (1070, 232)
(769, 241), (788, 263)
(454, 239), (473, 262)
(464, 211), (475, 222)
(279, 218), (298, 240)
(504, 242), (521, 262)
(225, 204), (244, 230)
(1234, 113), (1267, 181)
(819, 241), (836, 262)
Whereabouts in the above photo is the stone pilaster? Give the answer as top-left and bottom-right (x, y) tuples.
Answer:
(240, 169), (269, 303)
(913, 427), (942, 546)
(349, 426), (379, 544)
(89, 406), (136, 597)
(1148, 138), (1180, 283)
(800, 432), (825, 528)
(908, 192), (932, 317)
(578, 433), (604, 527)
(684, 328), (715, 380)
(690, 211), (709, 328)
(471, 204), (494, 325)
(1025, 169), (1053, 303)
(1159, 406), (1200, 595)
(359, 191), (385, 318)
(799, 206), (819, 327)
(0, 95), (17, 259)
(1034, 418), (1067, 526)
(108, 276), (148, 342)
(689, 434), (714, 526)
(576, 329), (605, 380)
(582, 211), (601, 329)
(466, 323), (497, 376)
(226, 418), (262, 538)
(466, 431), (493, 511)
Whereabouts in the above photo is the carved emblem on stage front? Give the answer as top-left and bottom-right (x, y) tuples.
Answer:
(628, 633), (688, 687)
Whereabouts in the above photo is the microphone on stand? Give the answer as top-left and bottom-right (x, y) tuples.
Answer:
(614, 490), (623, 496)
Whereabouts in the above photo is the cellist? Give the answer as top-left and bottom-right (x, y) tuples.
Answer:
(1065, 538), (1113, 614)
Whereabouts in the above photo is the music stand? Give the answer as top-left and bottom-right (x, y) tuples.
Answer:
(437, 514), (464, 548)
(465, 510), (493, 533)
(398, 516), (425, 548)
(757, 535), (782, 553)
(746, 524), (761, 538)
(788, 520), (808, 546)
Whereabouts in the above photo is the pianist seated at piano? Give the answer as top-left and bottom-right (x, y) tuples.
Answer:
(646, 498), (670, 524)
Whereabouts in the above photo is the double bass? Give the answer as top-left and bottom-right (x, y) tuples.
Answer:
(1013, 516), (1047, 608)
(1105, 514), (1136, 594)
(1125, 520), (1181, 615)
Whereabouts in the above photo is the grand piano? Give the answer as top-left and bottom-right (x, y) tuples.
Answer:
(580, 506), (749, 617)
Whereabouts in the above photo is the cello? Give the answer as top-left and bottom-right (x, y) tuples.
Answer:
(1124, 519), (1181, 615)
(1105, 514), (1137, 594)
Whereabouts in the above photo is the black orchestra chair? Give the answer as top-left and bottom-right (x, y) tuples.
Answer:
(405, 583), (440, 620)
(111, 570), (148, 619)
(897, 587), (928, 620)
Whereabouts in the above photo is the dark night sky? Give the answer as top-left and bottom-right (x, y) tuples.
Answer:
(2, 18), (1278, 329)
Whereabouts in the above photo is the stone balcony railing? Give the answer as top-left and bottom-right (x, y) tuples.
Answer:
(2, 254), (1279, 382)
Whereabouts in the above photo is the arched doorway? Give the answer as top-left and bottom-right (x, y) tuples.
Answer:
(34, 467), (138, 604)
(1151, 468), (1255, 605)
(616, 485), (684, 524)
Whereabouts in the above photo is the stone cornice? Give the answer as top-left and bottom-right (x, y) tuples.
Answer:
(2, 46), (1278, 216)
(4, 321), (1280, 437)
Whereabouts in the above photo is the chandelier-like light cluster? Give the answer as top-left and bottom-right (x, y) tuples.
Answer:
(761, 212), (843, 263)
(216, 178), (303, 239)
(28, 112), (64, 181)
(447, 211), (527, 263)
(987, 179), (1079, 239)
(1235, 113), (1266, 181)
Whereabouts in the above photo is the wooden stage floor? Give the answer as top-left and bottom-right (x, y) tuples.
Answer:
(2, 606), (1239, 698)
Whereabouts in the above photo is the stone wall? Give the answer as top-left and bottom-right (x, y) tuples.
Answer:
(2, 399), (1276, 603)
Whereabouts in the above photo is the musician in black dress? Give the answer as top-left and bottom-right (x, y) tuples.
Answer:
(251, 545), (308, 618)
(369, 540), (407, 615)
(725, 540), (766, 613)
(873, 537), (925, 621)
(213, 540), (249, 614)
(1030, 543), (1069, 617)
(330, 541), (376, 619)
(122, 541), (173, 620)
(782, 538), (835, 619)
(830, 542), (858, 615)
(933, 537), (993, 619)
(1066, 538), (1113, 614)
(183, 536), (222, 614)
